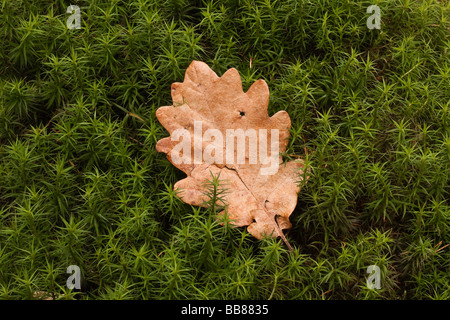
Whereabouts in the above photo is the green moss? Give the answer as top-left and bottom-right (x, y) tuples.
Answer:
(0, 0), (448, 300)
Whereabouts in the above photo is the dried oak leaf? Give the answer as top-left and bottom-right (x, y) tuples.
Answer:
(156, 61), (306, 244)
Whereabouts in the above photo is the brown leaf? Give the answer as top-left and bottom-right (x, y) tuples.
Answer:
(156, 61), (307, 246)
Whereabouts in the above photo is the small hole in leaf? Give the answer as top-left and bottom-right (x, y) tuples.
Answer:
(240, 111), (245, 116)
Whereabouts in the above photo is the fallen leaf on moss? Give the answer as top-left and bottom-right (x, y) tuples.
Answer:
(156, 61), (307, 248)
